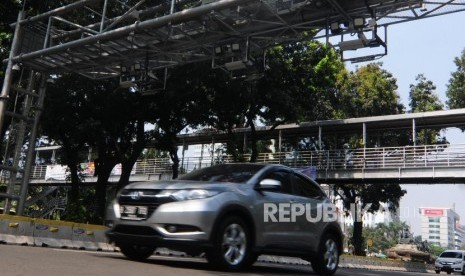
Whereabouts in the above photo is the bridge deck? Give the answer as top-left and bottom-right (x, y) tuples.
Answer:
(17, 143), (465, 185)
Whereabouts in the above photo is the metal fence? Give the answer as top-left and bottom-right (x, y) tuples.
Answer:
(27, 144), (465, 181)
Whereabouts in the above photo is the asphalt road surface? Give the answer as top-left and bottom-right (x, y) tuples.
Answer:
(0, 245), (432, 276)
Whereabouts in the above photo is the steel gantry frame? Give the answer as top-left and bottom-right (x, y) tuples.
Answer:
(5, 0), (465, 79)
(1, 0), (465, 215)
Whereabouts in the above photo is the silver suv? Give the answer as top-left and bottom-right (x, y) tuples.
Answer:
(105, 163), (343, 275)
(435, 250), (465, 274)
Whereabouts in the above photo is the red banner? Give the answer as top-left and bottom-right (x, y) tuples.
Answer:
(424, 209), (444, 216)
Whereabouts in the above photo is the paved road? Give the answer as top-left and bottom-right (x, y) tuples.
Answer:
(0, 245), (431, 276)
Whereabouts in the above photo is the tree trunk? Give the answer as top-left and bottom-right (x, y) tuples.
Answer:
(118, 120), (146, 189)
(118, 160), (134, 189)
(170, 144), (179, 179)
(353, 220), (365, 256)
(248, 120), (258, 163)
(94, 147), (118, 223)
(67, 162), (81, 218)
(94, 164), (113, 223)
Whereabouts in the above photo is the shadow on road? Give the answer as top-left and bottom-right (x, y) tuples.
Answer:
(100, 254), (315, 275)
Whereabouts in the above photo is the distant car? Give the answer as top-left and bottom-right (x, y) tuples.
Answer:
(434, 250), (465, 274)
(105, 163), (343, 274)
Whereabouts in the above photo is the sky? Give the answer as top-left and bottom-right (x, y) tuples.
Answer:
(341, 12), (465, 236)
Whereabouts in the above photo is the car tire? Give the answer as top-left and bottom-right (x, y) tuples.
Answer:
(310, 233), (340, 275)
(462, 266), (465, 275)
(435, 270), (440, 274)
(119, 244), (156, 261)
(206, 216), (255, 271)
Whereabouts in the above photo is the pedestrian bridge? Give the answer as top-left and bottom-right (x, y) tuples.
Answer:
(26, 143), (465, 185)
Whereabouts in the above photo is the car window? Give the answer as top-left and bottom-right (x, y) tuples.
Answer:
(439, 251), (463, 258)
(292, 173), (324, 199)
(263, 170), (292, 194)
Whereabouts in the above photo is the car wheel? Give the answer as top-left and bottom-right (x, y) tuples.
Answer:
(435, 270), (440, 274)
(311, 233), (339, 275)
(206, 216), (255, 271)
(119, 244), (156, 261)
(462, 266), (465, 275)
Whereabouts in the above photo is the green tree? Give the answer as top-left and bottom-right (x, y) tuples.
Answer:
(430, 244), (446, 257)
(0, 0), (21, 77)
(346, 63), (404, 118)
(41, 74), (101, 221)
(446, 48), (465, 110)
(338, 63), (407, 148)
(151, 62), (212, 179)
(364, 221), (409, 253)
(261, 40), (347, 123)
(409, 74), (444, 144)
(334, 183), (406, 255)
(202, 67), (249, 162)
(331, 63), (407, 256)
(41, 73), (153, 222)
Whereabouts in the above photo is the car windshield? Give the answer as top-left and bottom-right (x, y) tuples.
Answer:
(178, 164), (264, 183)
(440, 251), (463, 258)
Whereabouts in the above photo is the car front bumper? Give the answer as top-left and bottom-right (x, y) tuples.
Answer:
(435, 263), (464, 273)
(104, 196), (225, 250)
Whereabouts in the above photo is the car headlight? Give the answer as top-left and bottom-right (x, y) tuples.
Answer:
(157, 189), (220, 201)
(454, 260), (462, 264)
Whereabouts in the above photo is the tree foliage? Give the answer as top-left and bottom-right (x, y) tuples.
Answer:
(41, 73), (152, 222)
(446, 48), (465, 110)
(345, 63), (403, 118)
(363, 221), (409, 253)
(0, 0), (21, 78)
(334, 183), (406, 255)
(150, 62), (212, 178)
(261, 40), (347, 123)
(409, 74), (444, 145)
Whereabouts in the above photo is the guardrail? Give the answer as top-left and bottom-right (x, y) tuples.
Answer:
(0, 214), (112, 251)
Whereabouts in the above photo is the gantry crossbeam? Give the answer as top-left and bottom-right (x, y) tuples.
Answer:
(7, 0), (465, 79)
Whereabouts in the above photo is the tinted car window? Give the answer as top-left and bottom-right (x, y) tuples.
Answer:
(292, 173), (324, 199)
(178, 164), (264, 183)
(439, 251), (463, 258)
(263, 170), (292, 194)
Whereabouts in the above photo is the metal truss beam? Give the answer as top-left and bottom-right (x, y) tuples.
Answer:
(2, 0), (465, 78)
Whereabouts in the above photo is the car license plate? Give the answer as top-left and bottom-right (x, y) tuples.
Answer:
(120, 205), (148, 219)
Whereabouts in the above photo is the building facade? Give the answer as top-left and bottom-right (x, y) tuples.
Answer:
(419, 207), (460, 249)
(455, 224), (465, 250)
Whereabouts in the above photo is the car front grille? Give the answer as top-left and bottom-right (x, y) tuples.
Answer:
(118, 189), (175, 220)
(113, 225), (159, 236)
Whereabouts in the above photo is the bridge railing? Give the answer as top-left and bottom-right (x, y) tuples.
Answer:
(26, 144), (465, 181)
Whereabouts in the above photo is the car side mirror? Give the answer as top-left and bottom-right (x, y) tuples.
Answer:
(256, 179), (281, 190)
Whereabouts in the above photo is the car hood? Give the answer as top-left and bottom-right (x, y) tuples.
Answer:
(122, 180), (245, 192)
(436, 257), (463, 263)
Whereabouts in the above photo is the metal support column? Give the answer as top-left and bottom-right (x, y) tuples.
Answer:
(362, 122), (367, 166)
(210, 137), (215, 166)
(412, 118), (417, 146)
(0, 11), (24, 139)
(17, 75), (48, 215)
(3, 71), (35, 213)
(99, 0), (109, 32)
(318, 126), (322, 150)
